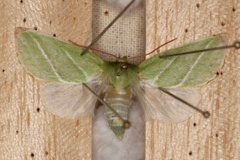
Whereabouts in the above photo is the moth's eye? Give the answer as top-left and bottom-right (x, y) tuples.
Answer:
(121, 64), (128, 70)
(120, 64), (128, 71)
(117, 64), (128, 76)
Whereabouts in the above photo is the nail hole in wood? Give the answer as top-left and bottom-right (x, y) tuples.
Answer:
(30, 153), (34, 157)
(216, 71), (223, 76)
(104, 11), (109, 16)
(189, 151), (192, 156)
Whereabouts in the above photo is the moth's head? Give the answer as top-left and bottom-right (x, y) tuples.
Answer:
(103, 59), (137, 90)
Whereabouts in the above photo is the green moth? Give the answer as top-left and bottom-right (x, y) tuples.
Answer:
(15, 27), (226, 139)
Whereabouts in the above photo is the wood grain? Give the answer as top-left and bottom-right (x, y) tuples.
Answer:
(145, 0), (240, 159)
(0, 0), (92, 159)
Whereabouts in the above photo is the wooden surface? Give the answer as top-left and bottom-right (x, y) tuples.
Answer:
(0, 0), (239, 160)
(0, 0), (93, 159)
(145, 1), (240, 160)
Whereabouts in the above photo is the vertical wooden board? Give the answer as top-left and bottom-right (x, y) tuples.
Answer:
(0, 0), (92, 159)
(145, 0), (240, 159)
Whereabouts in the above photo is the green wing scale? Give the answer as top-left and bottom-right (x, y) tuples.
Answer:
(139, 35), (227, 88)
(15, 28), (104, 83)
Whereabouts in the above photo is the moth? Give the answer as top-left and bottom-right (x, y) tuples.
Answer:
(15, 27), (231, 140)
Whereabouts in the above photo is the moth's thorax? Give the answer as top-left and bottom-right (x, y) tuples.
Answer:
(103, 61), (138, 90)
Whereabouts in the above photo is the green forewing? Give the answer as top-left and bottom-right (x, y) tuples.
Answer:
(139, 35), (227, 88)
(16, 28), (104, 83)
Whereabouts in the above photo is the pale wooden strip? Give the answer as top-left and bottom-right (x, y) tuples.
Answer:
(0, 0), (92, 159)
(146, 1), (240, 159)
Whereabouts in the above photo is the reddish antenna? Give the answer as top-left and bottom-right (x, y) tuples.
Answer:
(69, 40), (118, 59)
(128, 38), (177, 60)
(69, 37), (178, 61)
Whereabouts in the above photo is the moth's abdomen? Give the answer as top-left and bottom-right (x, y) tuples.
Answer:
(104, 85), (133, 140)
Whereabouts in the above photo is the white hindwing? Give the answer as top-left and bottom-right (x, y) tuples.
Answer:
(134, 83), (201, 122)
(40, 82), (104, 119)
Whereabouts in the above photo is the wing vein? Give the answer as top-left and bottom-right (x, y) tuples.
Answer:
(153, 58), (176, 83)
(30, 35), (67, 83)
(63, 50), (90, 80)
(171, 41), (213, 87)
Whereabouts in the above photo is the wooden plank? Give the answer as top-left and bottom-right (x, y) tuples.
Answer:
(0, 0), (92, 159)
(1, 0), (239, 159)
(145, 0), (240, 159)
